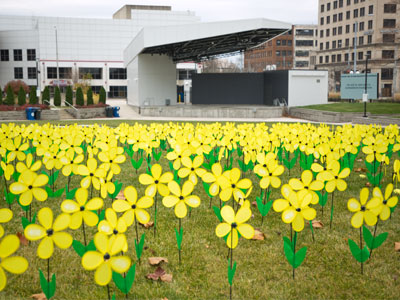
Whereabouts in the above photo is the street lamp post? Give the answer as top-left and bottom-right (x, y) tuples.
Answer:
(363, 53), (370, 118)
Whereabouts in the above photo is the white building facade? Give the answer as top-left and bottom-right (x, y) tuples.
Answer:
(0, 5), (200, 98)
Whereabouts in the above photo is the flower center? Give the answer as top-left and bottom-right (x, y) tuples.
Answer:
(263, 164), (266, 168)
(80, 206), (85, 211)
(28, 185), (33, 190)
(231, 222), (237, 229)
(90, 173), (94, 177)
(296, 208), (301, 212)
(305, 186), (308, 189)
(53, 156), (57, 159)
(383, 200), (387, 205)
(155, 180), (159, 184)
(179, 196), (184, 200)
(131, 204), (136, 209)
(231, 184), (236, 188)
(113, 229), (118, 235)
(361, 206), (366, 211)
(335, 176), (338, 179)
(109, 160), (113, 163)
(269, 173), (272, 176)
(46, 229), (54, 236)
(191, 167), (194, 171)
(103, 253), (110, 261)
(70, 160), (74, 164)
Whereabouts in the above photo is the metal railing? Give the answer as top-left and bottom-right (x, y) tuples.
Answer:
(64, 100), (78, 111)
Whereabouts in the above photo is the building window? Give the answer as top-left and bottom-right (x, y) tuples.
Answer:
(326, 29), (330, 37)
(346, 11), (350, 19)
(368, 20), (373, 29)
(79, 68), (102, 80)
(347, 0), (351, 5)
(384, 4), (396, 13)
(321, 4), (325, 12)
(319, 56), (323, 64)
(108, 86), (127, 98)
(14, 67), (23, 79)
(334, 1), (338, 9)
(353, 23), (357, 32)
(333, 14), (337, 22)
(332, 55), (336, 63)
(276, 51), (281, 56)
(367, 35), (372, 44)
(47, 67), (57, 79)
(360, 7), (365, 17)
(351, 53), (354, 61)
(327, 2), (331, 10)
(333, 28), (337, 36)
(338, 40), (342, 48)
(1, 49), (9, 61)
(91, 86), (102, 94)
(326, 42), (330, 50)
(359, 22), (364, 31)
(338, 26), (343, 35)
(320, 17), (324, 25)
(295, 29), (314, 36)
(345, 53), (349, 61)
(13, 49), (22, 61)
(282, 39), (287, 45)
(325, 56), (329, 63)
(59, 68), (72, 79)
(320, 30), (324, 38)
(27, 49), (36, 61)
(358, 52), (363, 60)
(295, 61), (309, 68)
(282, 50), (286, 56)
(333, 41), (337, 48)
(28, 67), (37, 79)
(368, 5), (373, 15)
(320, 43), (323, 50)
(381, 68), (393, 80)
(109, 68), (127, 80)
(359, 36), (364, 45)
(354, 0), (359, 3)
(382, 50), (395, 59)
(337, 54), (342, 62)
(276, 61), (281, 67)
(383, 34), (395, 43)
(288, 50), (292, 56)
(339, 13), (343, 21)
(339, 0), (343, 7)
(345, 38), (350, 46)
(383, 19), (396, 28)
(276, 40), (281, 46)
(354, 9), (358, 18)
(327, 16), (330, 24)
(346, 25), (350, 33)
(295, 40), (314, 46)
(367, 51), (372, 59)
(288, 40), (292, 46)
(295, 51), (309, 57)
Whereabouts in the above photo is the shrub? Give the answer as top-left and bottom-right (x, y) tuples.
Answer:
(29, 86), (37, 104)
(0, 86), (2, 105)
(76, 87), (84, 106)
(42, 86), (50, 104)
(17, 86), (26, 105)
(99, 87), (106, 104)
(6, 85), (15, 105)
(4, 80), (29, 95)
(65, 86), (73, 106)
(54, 86), (61, 106)
(86, 88), (93, 106)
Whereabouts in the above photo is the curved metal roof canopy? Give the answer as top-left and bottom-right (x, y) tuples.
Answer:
(124, 18), (291, 64)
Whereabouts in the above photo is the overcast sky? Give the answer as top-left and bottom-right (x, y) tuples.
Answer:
(0, 0), (318, 25)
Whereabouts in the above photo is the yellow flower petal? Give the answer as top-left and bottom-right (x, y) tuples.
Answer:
(336, 179), (347, 191)
(1, 256), (28, 274)
(61, 200), (80, 213)
(221, 205), (235, 224)
(364, 211), (377, 226)
(168, 181), (181, 197)
(0, 209), (12, 223)
(235, 207), (251, 224)
(94, 232), (108, 254)
(282, 207), (296, 224)
(86, 198), (104, 210)
(237, 224), (254, 239)
(301, 207), (316, 220)
(110, 235), (126, 255)
(98, 220), (113, 235)
(33, 174), (49, 187)
(292, 213), (305, 232)
(273, 199), (289, 212)
(83, 211), (99, 227)
(82, 251), (103, 270)
(175, 201), (187, 218)
(110, 256), (131, 273)
(270, 177), (281, 189)
(124, 186), (137, 204)
(289, 178), (304, 190)
(216, 223), (230, 237)
(237, 178), (252, 189)
(37, 236), (54, 259)
(385, 184), (393, 201)
(24, 224), (46, 241)
(135, 209), (150, 224)
(38, 207), (53, 230)
(122, 210), (134, 227)
(380, 205), (391, 221)
(160, 172), (173, 183)
(178, 168), (191, 179)
(9, 182), (28, 195)
(351, 211), (364, 228)
(76, 188), (88, 206)
(137, 196), (154, 209)
(360, 188), (369, 205)
(52, 232), (73, 249)
(226, 229), (238, 249)
(162, 196), (179, 208)
(139, 174), (154, 185)
(112, 200), (131, 213)
(95, 262), (112, 286)
(32, 188), (47, 202)
(70, 212), (83, 230)
(53, 213), (71, 232)
(220, 188), (233, 202)
(151, 164), (162, 180)
(347, 198), (360, 212)
(0, 235), (19, 258)
(0, 266), (5, 291)
(325, 180), (336, 193)
(184, 195), (200, 208)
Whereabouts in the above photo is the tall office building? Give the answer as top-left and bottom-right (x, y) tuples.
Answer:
(316, 0), (400, 97)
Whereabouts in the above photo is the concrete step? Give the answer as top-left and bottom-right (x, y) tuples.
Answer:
(58, 109), (75, 120)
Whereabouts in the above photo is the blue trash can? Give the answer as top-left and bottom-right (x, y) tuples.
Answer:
(26, 107), (37, 120)
(112, 106), (120, 117)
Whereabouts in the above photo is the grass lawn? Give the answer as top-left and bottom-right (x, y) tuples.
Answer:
(1, 120), (400, 300)
(302, 102), (400, 115)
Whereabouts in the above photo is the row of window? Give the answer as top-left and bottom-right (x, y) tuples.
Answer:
(275, 39), (293, 46)
(321, 1), (368, 12)
(0, 49), (36, 61)
(319, 50), (371, 64)
(320, 35), (373, 50)
(45, 67), (127, 80)
(320, 20), (373, 38)
(13, 67), (37, 80)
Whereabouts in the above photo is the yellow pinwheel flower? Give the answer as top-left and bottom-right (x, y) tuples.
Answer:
(16, 153), (41, 173)
(177, 155), (206, 185)
(347, 188), (381, 228)
(289, 170), (324, 204)
(202, 163), (226, 197)
(24, 207), (72, 259)
(0, 162), (14, 181)
(166, 144), (191, 170)
(98, 208), (128, 252)
(256, 158), (284, 190)
(77, 158), (106, 190)
(43, 146), (64, 170)
(98, 147), (126, 175)
(61, 188), (104, 229)
(0, 234), (29, 291)
(112, 186), (153, 226)
(219, 168), (252, 202)
(139, 164), (173, 197)
(59, 148), (84, 177)
(215, 205), (254, 249)
(0, 209), (13, 238)
(253, 152), (277, 176)
(273, 185), (316, 232)
(317, 160), (350, 193)
(9, 170), (48, 206)
(99, 171), (115, 199)
(372, 184), (398, 221)
(362, 134), (388, 163)
(82, 232), (131, 286)
(5, 135), (29, 161)
(162, 180), (200, 218)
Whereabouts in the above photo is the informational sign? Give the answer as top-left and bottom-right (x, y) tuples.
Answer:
(340, 73), (378, 100)
(50, 79), (71, 86)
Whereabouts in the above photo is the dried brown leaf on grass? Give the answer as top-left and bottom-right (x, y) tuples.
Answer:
(252, 229), (265, 240)
(115, 191), (125, 200)
(148, 257), (168, 266)
(395, 242), (400, 252)
(17, 232), (28, 246)
(140, 221), (154, 229)
(146, 267), (173, 282)
(312, 220), (324, 229)
(31, 293), (47, 300)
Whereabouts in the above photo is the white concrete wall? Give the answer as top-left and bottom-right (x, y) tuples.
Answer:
(288, 70), (328, 107)
(127, 54), (176, 106)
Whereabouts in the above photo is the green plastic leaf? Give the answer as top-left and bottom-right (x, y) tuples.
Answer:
(96, 209), (105, 224)
(134, 233), (145, 261)
(12, 171), (20, 182)
(21, 213), (36, 229)
(362, 225), (373, 250)
(39, 269), (56, 299)
(289, 157), (297, 169)
(212, 206), (223, 222)
(112, 265), (136, 296)
(294, 247), (307, 268)
(109, 181), (123, 199)
(238, 160), (245, 172)
(45, 186), (54, 198)
(72, 239), (96, 257)
(4, 188), (14, 205)
(256, 197), (273, 217)
(48, 170), (59, 186)
(283, 237), (295, 268)
(227, 259), (237, 286)
(237, 146), (243, 157)
(53, 188), (64, 198)
(130, 157), (143, 170)
(373, 232), (388, 249)
(152, 149), (162, 161)
(49, 273), (56, 299)
(202, 182), (212, 198)
(317, 191), (329, 207)
(112, 293), (116, 300)
(348, 238), (370, 263)
(175, 227), (183, 250)
(66, 186), (77, 200)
